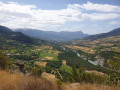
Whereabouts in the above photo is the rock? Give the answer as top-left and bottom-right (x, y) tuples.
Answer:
(41, 72), (57, 81)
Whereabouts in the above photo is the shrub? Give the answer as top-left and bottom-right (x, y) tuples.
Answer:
(0, 50), (11, 70)
(32, 65), (44, 77)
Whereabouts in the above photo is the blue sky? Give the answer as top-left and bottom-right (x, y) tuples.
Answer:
(0, 0), (120, 34)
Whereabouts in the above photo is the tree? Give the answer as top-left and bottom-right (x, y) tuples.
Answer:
(109, 72), (120, 86)
(0, 50), (10, 70)
(108, 55), (120, 71)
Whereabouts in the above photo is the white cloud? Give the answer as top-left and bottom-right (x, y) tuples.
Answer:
(81, 13), (120, 21)
(69, 2), (120, 12)
(0, 1), (120, 30)
(109, 21), (120, 25)
(0, 1), (82, 29)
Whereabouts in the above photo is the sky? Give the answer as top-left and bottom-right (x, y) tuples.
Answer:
(0, 0), (120, 34)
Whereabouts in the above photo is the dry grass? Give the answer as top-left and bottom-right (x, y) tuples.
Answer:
(36, 49), (41, 51)
(85, 70), (105, 76)
(1, 70), (120, 90)
(62, 83), (120, 90)
(35, 61), (47, 67)
(112, 47), (120, 52)
(44, 56), (53, 60)
(53, 51), (61, 55)
(64, 45), (91, 52)
(42, 46), (53, 50)
(100, 43), (114, 46)
(41, 72), (56, 81)
(0, 70), (58, 90)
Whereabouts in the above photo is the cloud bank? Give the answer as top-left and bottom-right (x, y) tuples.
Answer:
(0, 1), (120, 30)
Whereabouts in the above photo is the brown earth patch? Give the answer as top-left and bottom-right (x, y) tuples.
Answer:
(35, 62), (47, 67)
(44, 57), (53, 60)
(85, 70), (105, 76)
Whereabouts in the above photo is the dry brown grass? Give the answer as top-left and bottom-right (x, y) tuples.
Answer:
(0, 70), (58, 90)
(53, 51), (61, 55)
(1, 70), (120, 90)
(100, 43), (114, 46)
(35, 61), (47, 67)
(85, 70), (105, 76)
(36, 49), (41, 51)
(62, 83), (120, 90)
(44, 56), (53, 60)
(112, 47), (120, 52)
(41, 72), (56, 81)
(42, 46), (53, 50)
(64, 45), (91, 52)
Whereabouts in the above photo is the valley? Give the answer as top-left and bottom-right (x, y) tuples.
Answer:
(0, 25), (120, 90)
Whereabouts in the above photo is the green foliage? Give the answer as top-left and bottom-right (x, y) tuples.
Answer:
(60, 65), (72, 75)
(0, 50), (11, 70)
(39, 50), (58, 61)
(71, 66), (111, 85)
(59, 65), (112, 85)
(58, 50), (109, 73)
(24, 61), (35, 72)
(78, 50), (96, 61)
(99, 51), (120, 71)
(45, 66), (52, 73)
(46, 61), (62, 69)
(108, 72), (120, 86)
(32, 66), (44, 77)
(59, 65), (73, 82)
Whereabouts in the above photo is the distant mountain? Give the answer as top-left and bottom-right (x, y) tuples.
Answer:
(15, 29), (88, 41)
(0, 25), (34, 44)
(83, 28), (120, 41)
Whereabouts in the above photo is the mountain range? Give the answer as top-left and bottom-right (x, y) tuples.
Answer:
(0, 25), (120, 43)
(15, 29), (88, 41)
(0, 25), (47, 45)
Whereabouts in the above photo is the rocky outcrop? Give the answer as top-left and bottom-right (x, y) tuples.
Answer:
(13, 60), (26, 74)
(94, 55), (104, 67)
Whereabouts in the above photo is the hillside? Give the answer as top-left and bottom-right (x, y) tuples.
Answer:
(65, 32), (120, 71)
(83, 28), (120, 41)
(0, 25), (50, 61)
(15, 29), (88, 41)
(0, 70), (57, 90)
(0, 25), (120, 90)
(0, 70), (120, 90)
(0, 25), (35, 44)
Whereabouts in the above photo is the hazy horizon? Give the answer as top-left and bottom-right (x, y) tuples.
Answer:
(12, 26), (120, 35)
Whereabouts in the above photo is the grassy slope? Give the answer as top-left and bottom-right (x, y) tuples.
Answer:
(62, 83), (120, 90)
(0, 70), (57, 90)
(0, 70), (120, 90)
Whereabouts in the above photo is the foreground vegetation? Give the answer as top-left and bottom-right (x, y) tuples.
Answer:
(62, 83), (120, 90)
(0, 70), (120, 90)
(0, 70), (57, 90)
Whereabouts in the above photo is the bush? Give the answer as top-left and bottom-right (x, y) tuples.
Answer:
(32, 66), (44, 77)
(0, 50), (11, 70)
(70, 66), (111, 85)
